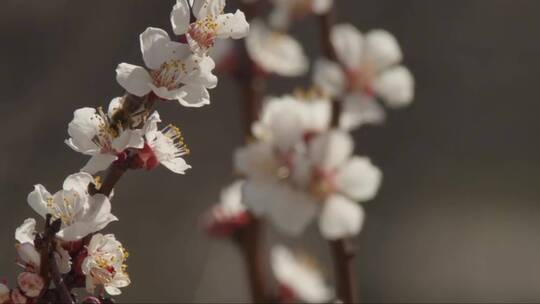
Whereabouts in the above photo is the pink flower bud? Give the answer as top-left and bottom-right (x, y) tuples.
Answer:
(17, 272), (44, 298)
(11, 288), (27, 304)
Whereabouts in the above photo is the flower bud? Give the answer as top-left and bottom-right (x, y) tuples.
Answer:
(17, 272), (44, 298)
(11, 288), (27, 304)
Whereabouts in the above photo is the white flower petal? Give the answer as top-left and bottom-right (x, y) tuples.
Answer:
(246, 20), (308, 77)
(193, 0), (225, 18)
(312, 0), (333, 14)
(63, 172), (94, 193)
(336, 156), (382, 201)
(115, 63), (153, 97)
(365, 29), (403, 71)
(271, 245), (332, 303)
(234, 141), (279, 179)
(15, 218), (36, 244)
(331, 23), (364, 69)
(309, 130), (353, 170)
(171, 0), (191, 35)
(27, 185), (52, 219)
(319, 195), (364, 240)
(148, 84), (187, 101)
(107, 97), (124, 118)
(339, 93), (386, 131)
(219, 180), (246, 216)
(215, 10), (249, 39)
(16, 243), (41, 268)
(313, 58), (346, 98)
(81, 154), (117, 175)
(177, 84), (211, 107)
(66, 108), (102, 154)
(111, 129), (144, 151)
(374, 65), (414, 107)
(140, 27), (173, 70)
(57, 222), (93, 242)
(185, 55), (218, 89)
(86, 194), (118, 232)
(160, 157), (191, 174)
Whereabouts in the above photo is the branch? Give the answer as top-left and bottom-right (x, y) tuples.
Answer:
(319, 6), (358, 303)
(49, 244), (75, 304)
(234, 217), (267, 303)
(330, 239), (357, 303)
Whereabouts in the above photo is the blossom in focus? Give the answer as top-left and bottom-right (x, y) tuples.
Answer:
(66, 102), (145, 174)
(171, 0), (249, 55)
(269, 0), (333, 30)
(205, 180), (251, 237)
(246, 20), (308, 77)
(27, 173), (117, 241)
(0, 283), (9, 304)
(116, 27), (217, 107)
(133, 112), (191, 174)
(82, 234), (130, 296)
(314, 24), (414, 130)
(17, 272), (44, 298)
(271, 245), (332, 303)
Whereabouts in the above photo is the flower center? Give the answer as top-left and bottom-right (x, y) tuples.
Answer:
(188, 17), (218, 52)
(150, 60), (189, 90)
(346, 63), (376, 96)
(309, 168), (337, 200)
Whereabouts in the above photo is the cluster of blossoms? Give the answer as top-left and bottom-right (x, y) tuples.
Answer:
(2, 0), (248, 303)
(204, 0), (415, 303)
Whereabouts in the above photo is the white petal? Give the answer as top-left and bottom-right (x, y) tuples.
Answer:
(309, 130), (353, 170)
(107, 97), (124, 118)
(336, 156), (382, 201)
(313, 58), (346, 98)
(177, 84), (211, 107)
(66, 107), (102, 154)
(331, 23), (364, 69)
(184, 55), (218, 89)
(220, 180), (246, 215)
(319, 195), (364, 240)
(63, 172), (94, 193)
(193, 0), (225, 18)
(160, 157), (192, 174)
(246, 20), (308, 77)
(86, 194), (118, 232)
(16, 243), (41, 268)
(149, 84), (187, 101)
(365, 29), (403, 71)
(374, 66), (414, 107)
(171, 0), (191, 35)
(27, 185), (52, 219)
(339, 93), (386, 131)
(55, 246), (72, 274)
(312, 0), (333, 14)
(234, 141), (279, 179)
(81, 154), (117, 175)
(57, 222), (93, 242)
(105, 286), (122, 296)
(140, 27), (173, 70)
(115, 63), (153, 97)
(111, 129), (144, 151)
(15, 218), (36, 244)
(215, 10), (249, 39)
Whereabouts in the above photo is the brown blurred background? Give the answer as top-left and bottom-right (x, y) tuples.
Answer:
(2, 0), (540, 302)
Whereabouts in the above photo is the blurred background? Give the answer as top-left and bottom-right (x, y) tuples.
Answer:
(2, 0), (540, 302)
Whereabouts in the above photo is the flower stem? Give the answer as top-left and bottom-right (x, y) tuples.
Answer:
(330, 239), (357, 303)
(319, 6), (359, 303)
(235, 218), (267, 303)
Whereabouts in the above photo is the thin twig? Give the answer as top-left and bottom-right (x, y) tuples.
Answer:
(319, 6), (358, 303)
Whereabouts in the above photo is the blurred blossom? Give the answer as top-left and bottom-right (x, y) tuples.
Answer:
(271, 245), (332, 303)
(246, 20), (308, 77)
(27, 173), (117, 241)
(204, 180), (251, 237)
(0, 283), (9, 304)
(171, 0), (249, 55)
(82, 234), (130, 296)
(10, 288), (27, 304)
(270, 0), (334, 30)
(116, 27), (217, 107)
(314, 24), (414, 130)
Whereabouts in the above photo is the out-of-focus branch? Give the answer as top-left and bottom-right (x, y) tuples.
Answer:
(319, 6), (358, 303)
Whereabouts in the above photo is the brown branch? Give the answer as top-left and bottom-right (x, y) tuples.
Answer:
(319, 6), (358, 304)
(234, 217), (267, 303)
(330, 239), (357, 303)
